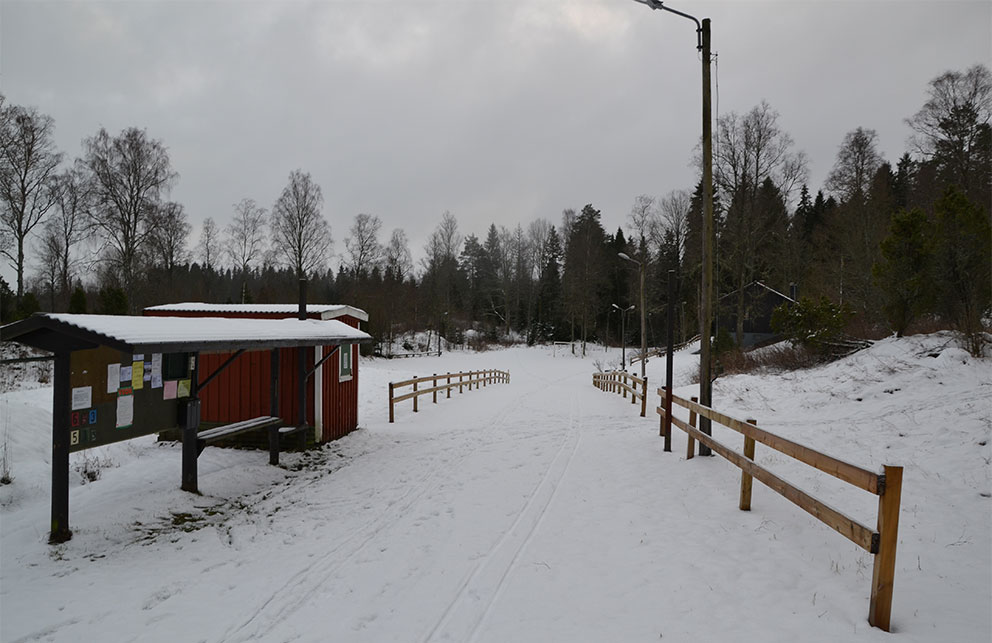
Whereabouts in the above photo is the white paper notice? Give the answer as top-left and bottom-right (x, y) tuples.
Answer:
(151, 372), (163, 389)
(116, 393), (134, 428)
(133, 354), (144, 362)
(71, 386), (92, 411)
(151, 353), (162, 375)
(107, 363), (121, 393)
(120, 365), (132, 383)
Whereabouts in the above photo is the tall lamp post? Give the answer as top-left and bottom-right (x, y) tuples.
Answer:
(631, 0), (714, 455)
(611, 303), (635, 367)
(618, 252), (647, 379)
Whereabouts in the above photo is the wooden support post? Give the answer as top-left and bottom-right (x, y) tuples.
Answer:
(413, 378), (418, 413)
(483, 370), (486, 387)
(686, 396), (698, 459)
(459, 373), (464, 393)
(181, 354), (201, 493)
(269, 349), (281, 465)
(739, 419), (757, 510)
(447, 373), (451, 399)
(641, 376), (647, 418)
(388, 382), (395, 423)
(869, 465), (903, 632)
(433, 374), (438, 404)
(50, 352), (71, 543)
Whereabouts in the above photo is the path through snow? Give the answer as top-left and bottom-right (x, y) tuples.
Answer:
(1, 338), (989, 642)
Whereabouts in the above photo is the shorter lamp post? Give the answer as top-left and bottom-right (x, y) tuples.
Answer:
(612, 303), (635, 368)
(619, 252), (647, 378)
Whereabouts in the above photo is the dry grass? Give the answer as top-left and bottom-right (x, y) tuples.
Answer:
(718, 344), (822, 376)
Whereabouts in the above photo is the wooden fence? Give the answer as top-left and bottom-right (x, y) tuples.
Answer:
(628, 334), (700, 366)
(657, 389), (903, 632)
(592, 370), (648, 417)
(388, 369), (510, 423)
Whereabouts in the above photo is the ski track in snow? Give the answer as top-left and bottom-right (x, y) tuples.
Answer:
(420, 387), (582, 643)
(223, 365), (582, 643)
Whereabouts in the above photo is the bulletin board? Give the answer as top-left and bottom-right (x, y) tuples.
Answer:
(67, 346), (193, 452)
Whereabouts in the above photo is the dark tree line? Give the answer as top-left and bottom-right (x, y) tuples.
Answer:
(2, 64), (989, 355)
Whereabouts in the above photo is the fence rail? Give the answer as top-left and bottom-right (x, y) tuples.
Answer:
(592, 370), (648, 417)
(388, 369), (510, 423)
(657, 389), (903, 631)
(628, 334), (700, 366)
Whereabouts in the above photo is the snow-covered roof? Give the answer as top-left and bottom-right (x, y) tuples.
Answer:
(718, 280), (796, 303)
(1, 313), (371, 354)
(145, 302), (369, 322)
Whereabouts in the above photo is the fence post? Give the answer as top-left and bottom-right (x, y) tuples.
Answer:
(483, 369), (487, 387)
(433, 374), (437, 404)
(413, 378), (418, 413)
(459, 373), (463, 393)
(740, 419), (757, 510)
(447, 372), (452, 399)
(869, 465), (903, 632)
(389, 382), (395, 423)
(641, 376), (647, 418)
(686, 396), (699, 459)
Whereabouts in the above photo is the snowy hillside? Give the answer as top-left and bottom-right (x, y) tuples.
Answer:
(1, 334), (989, 642)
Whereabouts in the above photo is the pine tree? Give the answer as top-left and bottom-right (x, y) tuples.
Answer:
(536, 227), (563, 341)
(872, 208), (933, 336)
(932, 187), (991, 355)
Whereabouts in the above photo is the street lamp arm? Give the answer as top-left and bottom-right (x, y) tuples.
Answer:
(631, 0), (702, 49)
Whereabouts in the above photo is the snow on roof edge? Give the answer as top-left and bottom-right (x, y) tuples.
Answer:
(144, 302), (369, 322)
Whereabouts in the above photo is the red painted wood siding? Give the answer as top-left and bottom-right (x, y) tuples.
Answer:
(145, 309), (360, 440)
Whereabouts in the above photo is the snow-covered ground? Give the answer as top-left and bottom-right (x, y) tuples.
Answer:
(1, 334), (989, 642)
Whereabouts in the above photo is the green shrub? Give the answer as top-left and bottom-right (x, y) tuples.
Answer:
(771, 296), (852, 354)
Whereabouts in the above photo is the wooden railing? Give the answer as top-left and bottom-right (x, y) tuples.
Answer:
(592, 370), (649, 417)
(388, 369), (510, 423)
(628, 334), (700, 366)
(657, 389), (903, 632)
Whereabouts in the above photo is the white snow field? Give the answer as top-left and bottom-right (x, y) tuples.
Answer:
(1, 334), (989, 642)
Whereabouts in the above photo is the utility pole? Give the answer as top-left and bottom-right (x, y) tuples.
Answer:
(699, 17), (714, 455)
(638, 259), (647, 379)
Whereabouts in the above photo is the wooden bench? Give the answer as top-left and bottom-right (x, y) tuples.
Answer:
(195, 416), (314, 465)
(197, 416), (284, 445)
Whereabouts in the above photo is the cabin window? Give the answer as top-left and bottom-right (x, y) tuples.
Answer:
(339, 343), (353, 382)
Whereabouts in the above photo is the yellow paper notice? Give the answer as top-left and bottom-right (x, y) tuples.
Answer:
(131, 361), (144, 390)
(177, 379), (191, 398)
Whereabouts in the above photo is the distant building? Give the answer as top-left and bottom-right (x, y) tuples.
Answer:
(716, 281), (796, 349)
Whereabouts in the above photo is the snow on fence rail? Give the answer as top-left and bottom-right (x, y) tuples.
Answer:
(388, 369), (510, 423)
(656, 389), (903, 632)
(592, 370), (648, 417)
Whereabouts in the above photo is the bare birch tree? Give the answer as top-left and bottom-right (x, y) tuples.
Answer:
(225, 198), (267, 274)
(148, 201), (190, 276)
(825, 127), (883, 204)
(38, 168), (89, 308)
(344, 213), (383, 278)
(657, 189), (691, 263)
(384, 228), (412, 281)
(270, 170), (331, 278)
(906, 64), (992, 203)
(0, 100), (63, 304)
(80, 127), (176, 310)
(198, 217), (220, 270)
(627, 194), (656, 246)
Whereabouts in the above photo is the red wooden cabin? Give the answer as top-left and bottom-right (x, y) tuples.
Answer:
(144, 303), (368, 442)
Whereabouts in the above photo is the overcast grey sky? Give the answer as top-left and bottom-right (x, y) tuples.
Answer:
(2, 0), (990, 283)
